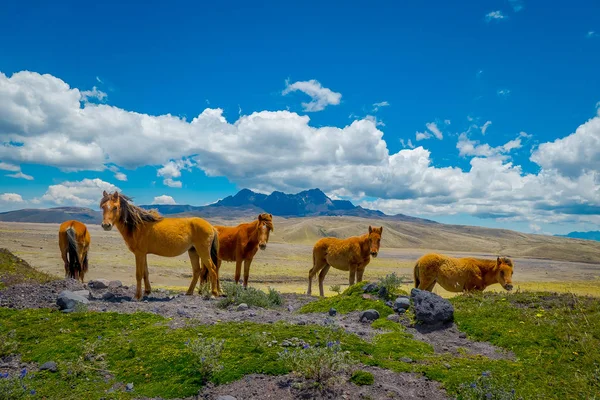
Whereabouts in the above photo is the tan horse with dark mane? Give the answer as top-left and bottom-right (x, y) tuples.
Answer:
(413, 253), (515, 292)
(308, 226), (383, 297)
(100, 191), (220, 300)
(200, 213), (274, 291)
(58, 220), (91, 283)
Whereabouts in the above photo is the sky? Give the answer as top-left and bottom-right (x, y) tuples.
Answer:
(0, 0), (599, 235)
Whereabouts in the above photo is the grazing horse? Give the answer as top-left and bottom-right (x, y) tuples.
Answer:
(199, 213), (274, 290)
(308, 226), (383, 297)
(413, 253), (515, 293)
(99, 191), (220, 300)
(58, 220), (91, 282)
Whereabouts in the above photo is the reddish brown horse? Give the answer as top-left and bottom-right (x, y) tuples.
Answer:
(413, 253), (515, 292)
(58, 220), (91, 283)
(308, 225), (383, 297)
(200, 213), (274, 290)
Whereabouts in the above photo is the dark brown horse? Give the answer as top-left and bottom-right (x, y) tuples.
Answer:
(200, 213), (274, 290)
(58, 220), (91, 282)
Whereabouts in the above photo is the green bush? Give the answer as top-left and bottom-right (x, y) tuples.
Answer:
(377, 272), (407, 299)
(350, 370), (374, 386)
(329, 284), (342, 295)
(218, 282), (283, 309)
(186, 337), (225, 384)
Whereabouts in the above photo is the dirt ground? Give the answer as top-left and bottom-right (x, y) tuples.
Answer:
(1, 222), (599, 298)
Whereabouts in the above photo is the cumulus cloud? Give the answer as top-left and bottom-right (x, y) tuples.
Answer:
(107, 165), (127, 181)
(416, 122), (444, 141)
(485, 11), (507, 22)
(0, 193), (24, 203)
(372, 101), (390, 112)
(157, 159), (194, 188)
(457, 133), (523, 158)
(152, 195), (176, 205)
(282, 79), (341, 112)
(400, 138), (415, 149)
(80, 86), (107, 103)
(41, 178), (119, 207)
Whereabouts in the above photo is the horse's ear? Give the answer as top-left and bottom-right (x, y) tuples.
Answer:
(368, 225), (372, 233)
(103, 190), (108, 197)
(497, 256), (501, 265)
(380, 226), (383, 233)
(269, 213), (272, 219)
(112, 191), (119, 201)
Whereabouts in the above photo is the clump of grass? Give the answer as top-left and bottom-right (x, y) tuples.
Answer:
(0, 330), (18, 357)
(217, 282), (282, 309)
(278, 340), (353, 388)
(198, 282), (212, 299)
(0, 370), (33, 400)
(59, 339), (109, 382)
(329, 284), (342, 295)
(456, 371), (521, 400)
(349, 370), (374, 386)
(186, 337), (225, 385)
(376, 272), (408, 300)
(300, 282), (393, 317)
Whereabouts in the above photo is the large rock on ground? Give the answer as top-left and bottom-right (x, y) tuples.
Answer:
(88, 279), (109, 289)
(393, 296), (411, 311)
(57, 290), (89, 311)
(411, 288), (454, 326)
(359, 309), (380, 323)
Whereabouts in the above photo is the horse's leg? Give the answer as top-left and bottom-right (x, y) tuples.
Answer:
(143, 256), (152, 296)
(187, 248), (201, 296)
(356, 266), (365, 283)
(243, 258), (252, 289)
(308, 247), (327, 296)
(216, 259), (223, 295)
(134, 253), (145, 301)
(234, 259), (242, 285)
(195, 246), (219, 298)
(317, 264), (331, 297)
(348, 266), (357, 286)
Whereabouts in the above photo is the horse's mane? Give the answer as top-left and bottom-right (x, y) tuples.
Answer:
(100, 193), (163, 235)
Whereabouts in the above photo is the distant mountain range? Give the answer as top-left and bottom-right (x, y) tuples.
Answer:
(556, 231), (600, 242)
(0, 188), (438, 225)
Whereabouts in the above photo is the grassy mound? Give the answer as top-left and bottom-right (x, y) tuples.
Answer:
(0, 248), (56, 290)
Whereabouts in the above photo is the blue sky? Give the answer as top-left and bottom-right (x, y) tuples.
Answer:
(0, 0), (599, 235)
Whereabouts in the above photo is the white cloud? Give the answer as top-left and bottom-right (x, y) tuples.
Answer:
(96, 76), (103, 84)
(114, 172), (127, 181)
(400, 138), (415, 149)
(416, 122), (444, 141)
(80, 86), (107, 102)
(497, 89), (511, 97)
(41, 178), (119, 207)
(157, 159), (194, 188)
(529, 223), (541, 233)
(0, 162), (20, 172)
(457, 133), (523, 158)
(481, 121), (492, 135)
(282, 79), (341, 112)
(0, 193), (24, 203)
(587, 31), (598, 38)
(485, 11), (507, 22)
(6, 171), (34, 180)
(508, 0), (524, 12)
(152, 195), (176, 205)
(444, 119), (451, 125)
(372, 101), (390, 112)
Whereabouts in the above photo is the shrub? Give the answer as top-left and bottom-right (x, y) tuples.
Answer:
(217, 282), (282, 309)
(350, 370), (374, 386)
(377, 273), (407, 299)
(186, 337), (225, 384)
(329, 284), (342, 295)
(278, 340), (353, 388)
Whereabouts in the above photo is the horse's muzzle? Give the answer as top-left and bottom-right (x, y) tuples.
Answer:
(259, 244), (267, 250)
(101, 223), (113, 231)
(370, 252), (378, 258)
(505, 284), (513, 291)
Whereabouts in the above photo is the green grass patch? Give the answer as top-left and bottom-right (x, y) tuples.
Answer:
(0, 248), (56, 289)
(217, 282), (283, 309)
(349, 370), (374, 386)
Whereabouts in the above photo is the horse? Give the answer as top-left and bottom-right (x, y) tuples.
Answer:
(199, 213), (274, 291)
(413, 253), (515, 293)
(307, 225), (383, 297)
(58, 220), (91, 283)
(99, 191), (220, 300)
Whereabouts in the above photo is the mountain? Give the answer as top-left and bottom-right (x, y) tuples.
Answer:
(556, 231), (600, 242)
(0, 207), (102, 224)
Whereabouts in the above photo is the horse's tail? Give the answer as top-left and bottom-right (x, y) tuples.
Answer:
(66, 226), (80, 279)
(413, 261), (420, 289)
(210, 228), (219, 267)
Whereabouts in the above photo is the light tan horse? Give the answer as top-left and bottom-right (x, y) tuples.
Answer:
(58, 220), (91, 283)
(413, 253), (514, 292)
(200, 213), (274, 291)
(308, 226), (383, 297)
(100, 191), (220, 300)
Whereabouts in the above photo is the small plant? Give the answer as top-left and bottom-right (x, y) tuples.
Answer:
(186, 337), (225, 384)
(278, 340), (353, 388)
(268, 286), (283, 306)
(0, 330), (18, 357)
(249, 331), (273, 353)
(218, 282), (282, 309)
(329, 284), (342, 295)
(198, 282), (212, 299)
(350, 370), (374, 386)
(59, 339), (109, 382)
(456, 371), (521, 400)
(377, 273), (407, 300)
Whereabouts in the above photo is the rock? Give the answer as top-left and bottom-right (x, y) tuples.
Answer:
(459, 332), (467, 339)
(216, 396), (237, 400)
(378, 286), (388, 299)
(287, 305), (294, 312)
(108, 280), (122, 289)
(125, 382), (134, 392)
(57, 290), (89, 311)
(237, 303), (249, 311)
(328, 308), (337, 316)
(362, 294), (375, 300)
(393, 296), (411, 311)
(362, 283), (379, 293)
(73, 290), (90, 299)
(39, 361), (57, 372)
(281, 340), (293, 347)
(444, 363), (452, 369)
(102, 292), (116, 300)
(177, 308), (191, 317)
(410, 288), (454, 326)
(397, 308), (406, 314)
(88, 279), (109, 289)
(359, 309), (380, 323)
(399, 357), (414, 363)
(385, 301), (393, 308)
(296, 321), (306, 325)
(386, 314), (400, 322)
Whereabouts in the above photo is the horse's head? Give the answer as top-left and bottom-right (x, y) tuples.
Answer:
(257, 213), (274, 250)
(368, 225), (383, 258)
(100, 190), (121, 231)
(496, 256), (514, 291)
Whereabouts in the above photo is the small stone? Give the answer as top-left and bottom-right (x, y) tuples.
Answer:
(39, 361), (57, 372)
(362, 294), (375, 300)
(459, 332), (467, 339)
(125, 382), (134, 392)
(359, 309), (380, 322)
(102, 292), (115, 300)
(216, 396), (237, 400)
(296, 321), (306, 325)
(237, 303), (249, 311)
(108, 280), (123, 289)
(88, 279), (109, 289)
(397, 308), (406, 314)
(378, 286), (388, 299)
(444, 363), (452, 369)
(393, 296), (411, 311)
(281, 340), (293, 347)
(362, 283), (379, 293)
(399, 357), (414, 363)
(328, 308), (337, 316)
(288, 305), (294, 312)
(386, 314), (400, 322)
(385, 301), (393, 308)
(57, 290), (89, 310)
